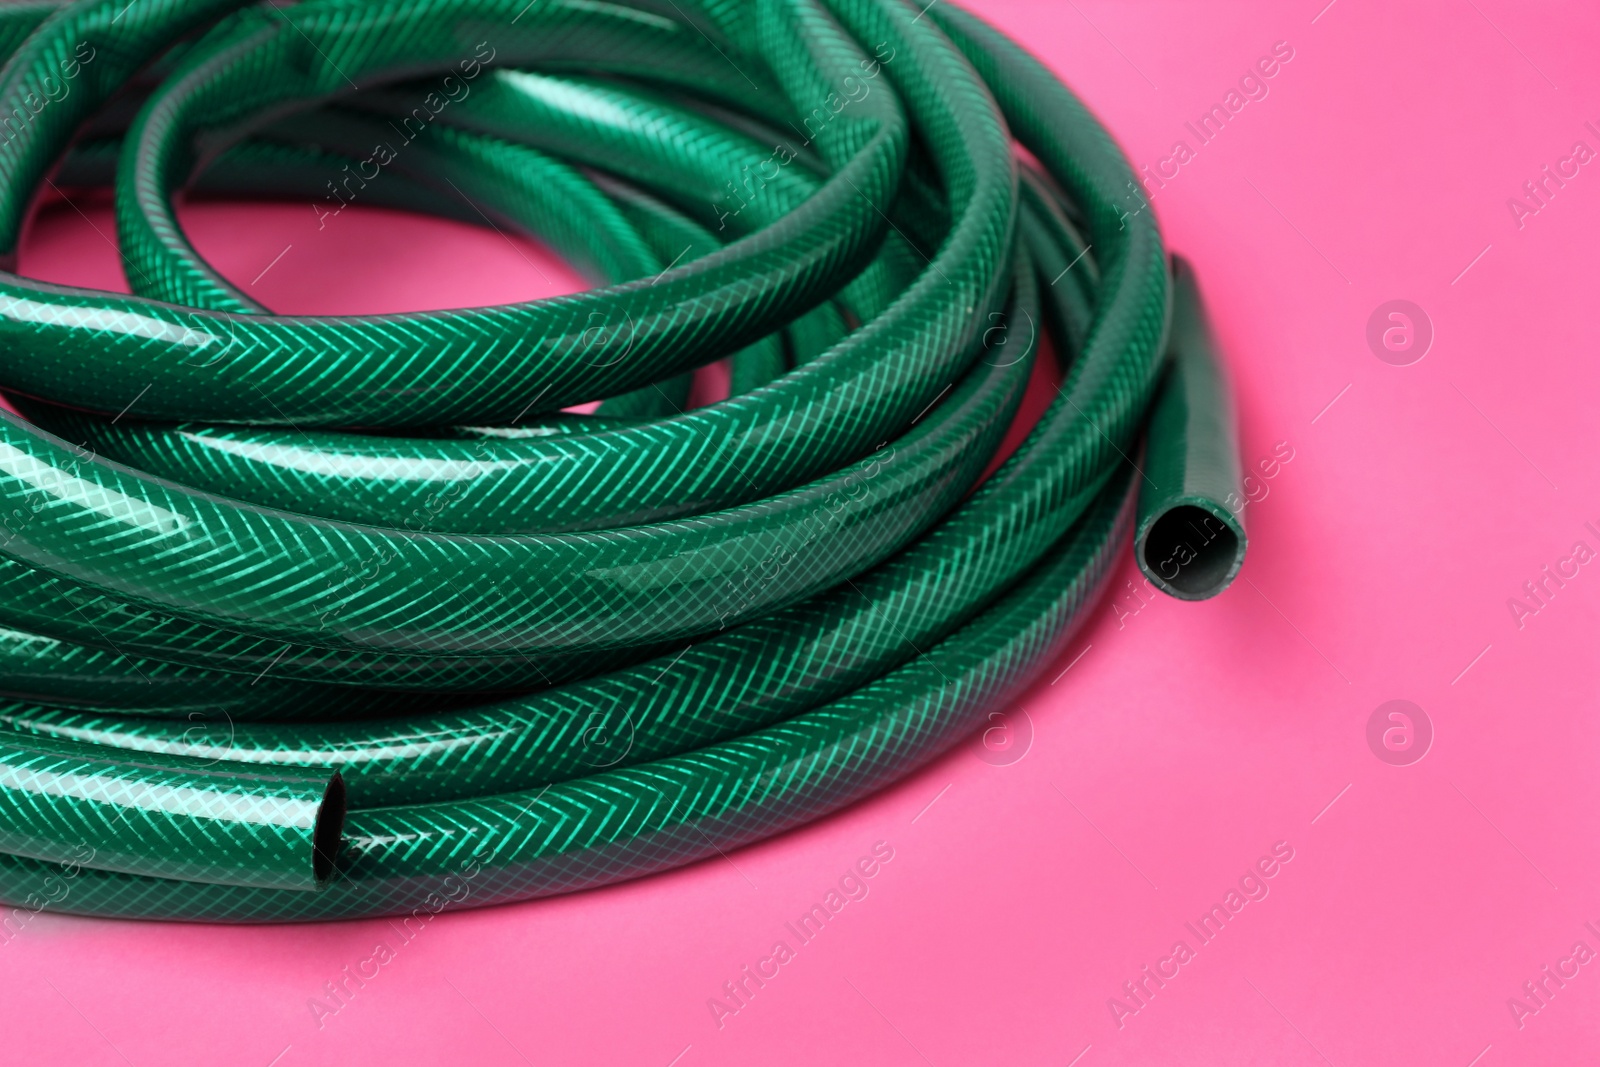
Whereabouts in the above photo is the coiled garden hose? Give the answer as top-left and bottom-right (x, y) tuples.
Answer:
(0, 0), (1247, 921)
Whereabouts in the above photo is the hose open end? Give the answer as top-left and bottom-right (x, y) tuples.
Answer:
(1135, 256), (1248, 601)
(313, 773), (346, 885)
(1136, 497), (1245, 600)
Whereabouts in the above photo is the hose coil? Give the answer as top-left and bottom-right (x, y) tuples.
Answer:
(0, 0), (1244, 920)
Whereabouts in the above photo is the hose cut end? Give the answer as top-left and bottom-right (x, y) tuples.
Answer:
(1135, 498), (1245, 601)
(313, 773), (346, 884)
(1134, 255), (1247, 601)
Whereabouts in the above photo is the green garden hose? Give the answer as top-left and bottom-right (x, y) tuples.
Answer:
(0, 0), (1246, 921)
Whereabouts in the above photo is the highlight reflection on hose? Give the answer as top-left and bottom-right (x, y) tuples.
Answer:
(0, 0), (1246, 920)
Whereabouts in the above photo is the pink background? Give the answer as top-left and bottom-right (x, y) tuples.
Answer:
(8, 1), (1600, 1063)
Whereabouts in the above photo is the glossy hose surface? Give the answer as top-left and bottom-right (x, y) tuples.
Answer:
(0, 0), (1246, 920)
